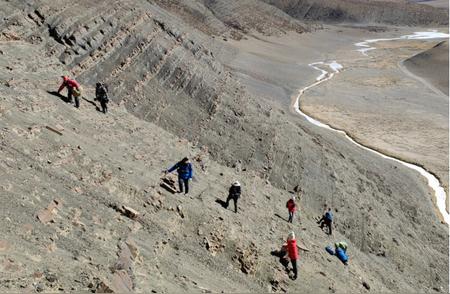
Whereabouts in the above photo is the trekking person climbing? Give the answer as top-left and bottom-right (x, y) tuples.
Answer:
(95, 82), (109, 114)
(224, 181), (241, 213)
(286, 231), (299, 280)
(317, 207), (333, 235)
(58, 76), (81, 108)
(334, 241), (349, 265)
(325, 241), (349, 265)
(286, 195), (297, 223)
(335, 241), (347, 252)
(165, 157), (193, 194)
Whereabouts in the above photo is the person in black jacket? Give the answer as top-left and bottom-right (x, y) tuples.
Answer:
(225, 181), (241, 213)
(95, 82), (109, 114)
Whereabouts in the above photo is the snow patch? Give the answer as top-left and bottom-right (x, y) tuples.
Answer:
(355, 30), (450, 56)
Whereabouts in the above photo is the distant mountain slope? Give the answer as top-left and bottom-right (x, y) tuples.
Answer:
(403, 41), (449, 96)
(153, 0), (308, 39)
(410, 0), (449, 9)
(262, 0), (448, 25)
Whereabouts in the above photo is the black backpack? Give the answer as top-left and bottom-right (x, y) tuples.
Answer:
(96, 83), (109, 102)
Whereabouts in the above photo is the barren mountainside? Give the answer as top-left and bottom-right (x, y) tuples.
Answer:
(263, 0), (448, 25)
(0, 0), (448, 293)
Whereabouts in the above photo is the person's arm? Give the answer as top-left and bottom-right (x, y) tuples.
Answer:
(166, 163), (178, 173)
(57, 81), (66, 93)
(73, 80), (81, 90)
(188, 163), (193, 179)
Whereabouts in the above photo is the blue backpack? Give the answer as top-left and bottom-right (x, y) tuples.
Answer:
(336, 248), (348, 264)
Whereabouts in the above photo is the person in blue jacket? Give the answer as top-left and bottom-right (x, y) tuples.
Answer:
(165, 157), (193, 194)
(335, 241), (349, 265)
(317, 207), (333, 235)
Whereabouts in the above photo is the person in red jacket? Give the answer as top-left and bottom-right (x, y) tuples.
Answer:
(286, 231), (299, 280)
(58, 76), (81, 108)
(286, 195), (297, 223)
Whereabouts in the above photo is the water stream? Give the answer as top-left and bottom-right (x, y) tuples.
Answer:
(293, 31), (449, 224)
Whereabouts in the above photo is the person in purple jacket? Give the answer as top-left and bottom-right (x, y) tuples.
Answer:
(165, 157), (193, 194)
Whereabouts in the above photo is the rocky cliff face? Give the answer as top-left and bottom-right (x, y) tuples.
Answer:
(0, 0), (448, 292)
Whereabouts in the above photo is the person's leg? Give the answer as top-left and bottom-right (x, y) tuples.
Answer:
(320, 219), (325, 229)
(74, 94), (80, 108)
(101, 101), (106, 113)
(184, 179), (189, 194)
(178, 177), (184, 193)
(225, 195), (231, 208)
(292, 259), (298, 279)
(328, 221), (332, 235)
(317, 216), (324, 225)
(233, 197), (238, 213)
(288, 211), (293, 223)
(68, 88), (73, 104)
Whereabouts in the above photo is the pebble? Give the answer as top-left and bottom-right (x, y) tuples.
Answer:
(35, 283), (44, 292)
(46, 273), (57, 283)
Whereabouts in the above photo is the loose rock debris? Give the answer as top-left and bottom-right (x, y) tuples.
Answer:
(160, 175), (177, 194)
(37, 199), (62, 224)
(233, 242), (258, 274)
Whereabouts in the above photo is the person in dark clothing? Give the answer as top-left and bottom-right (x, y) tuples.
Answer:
(95, 82), (109, 114)
(225, 181), (241, 213)
(165, 157), (193, 194)
(317, 208), (333, 235)
(58, 76), (81, 108)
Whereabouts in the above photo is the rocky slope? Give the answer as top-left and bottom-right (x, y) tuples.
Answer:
(0, 0), (448, 293)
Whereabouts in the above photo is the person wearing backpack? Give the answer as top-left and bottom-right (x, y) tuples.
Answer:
(58, 76), (81, 108)
(318, 208), (333, 235)
(95, 82), (109, 114)
(286, 195), (297, 223)
(165, 157), (193, 194)
(334, 241), (349, 265)
(225, 181), (241, 213)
